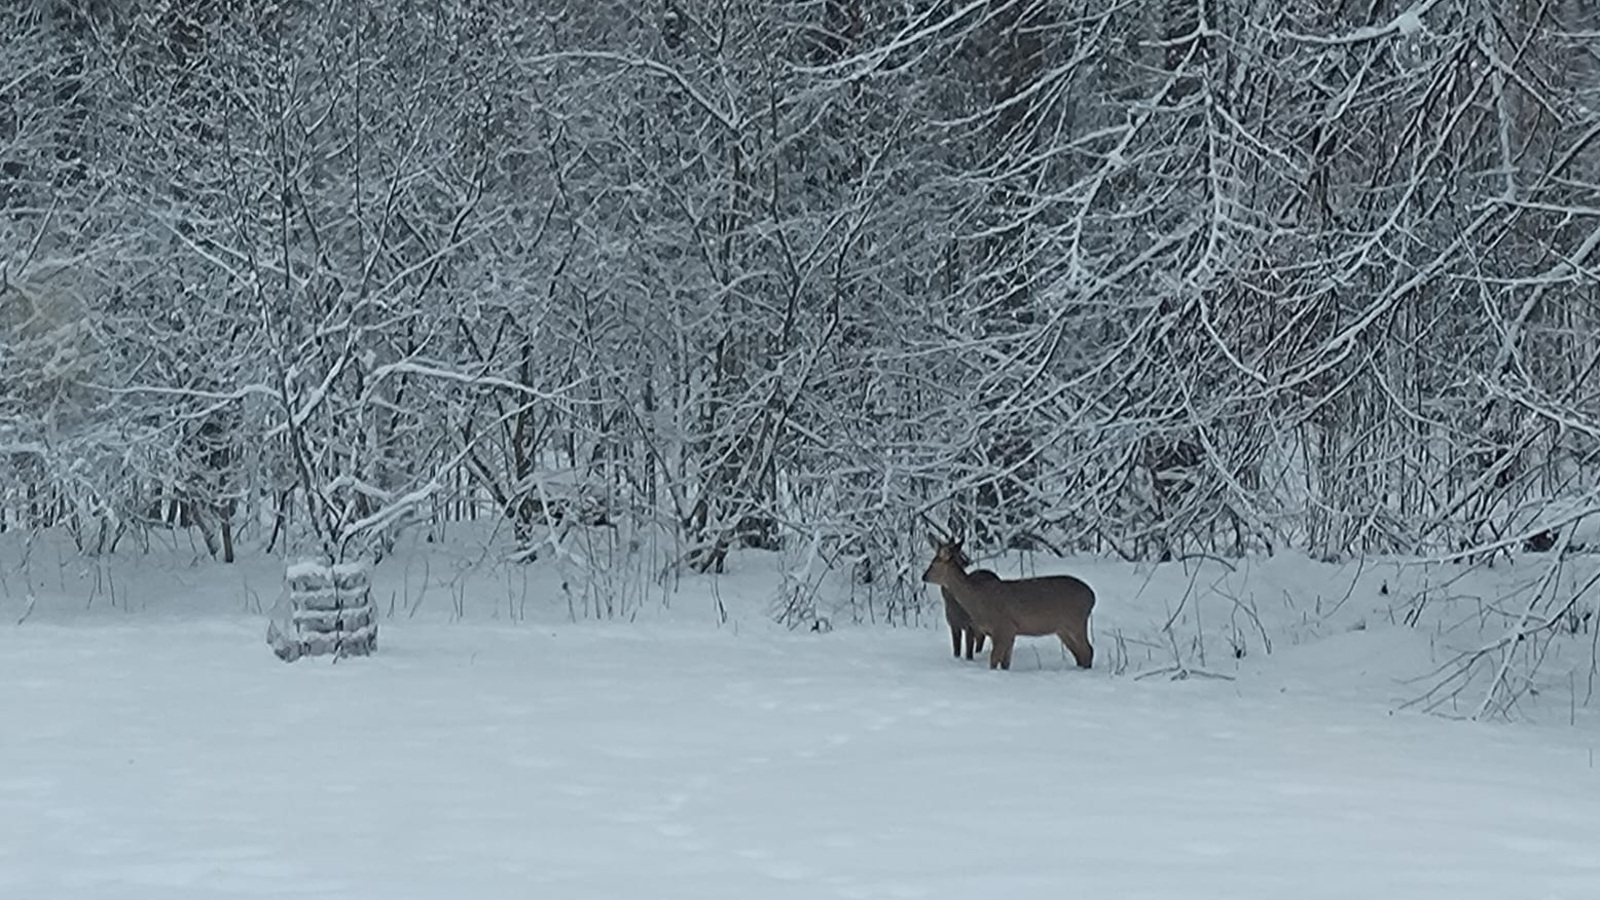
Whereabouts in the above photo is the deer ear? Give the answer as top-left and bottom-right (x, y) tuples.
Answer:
(926, 534), (941, 550)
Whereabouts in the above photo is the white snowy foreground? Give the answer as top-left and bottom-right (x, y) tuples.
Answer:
(3, 618), (1599, 900)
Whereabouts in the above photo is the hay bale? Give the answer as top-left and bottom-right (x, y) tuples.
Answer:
(266, 559), (378, 661)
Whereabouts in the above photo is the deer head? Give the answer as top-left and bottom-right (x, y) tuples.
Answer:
(922, 535), (969, 583)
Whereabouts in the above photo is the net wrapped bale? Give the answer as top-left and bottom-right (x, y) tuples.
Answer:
(266, 560), (378, 661)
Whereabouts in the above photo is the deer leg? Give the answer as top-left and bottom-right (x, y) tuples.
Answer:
(1062, 623), (1094, 669)
(950, 623), (962, 658)
(973, 630), (986, 655)
(990, 631), (1016, 670)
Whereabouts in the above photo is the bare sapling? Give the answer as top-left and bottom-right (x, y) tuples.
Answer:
(923, 536), (1095, 671)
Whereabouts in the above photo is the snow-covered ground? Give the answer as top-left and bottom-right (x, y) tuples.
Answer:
(3, 531), (1599, 898)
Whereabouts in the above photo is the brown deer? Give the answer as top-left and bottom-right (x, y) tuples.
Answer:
(923, 536), (1095, 671)
(943, 546), (1000, 659)
(925, 525), (998, 659)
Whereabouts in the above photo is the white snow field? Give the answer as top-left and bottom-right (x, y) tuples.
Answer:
(3, 535), (1600, 899)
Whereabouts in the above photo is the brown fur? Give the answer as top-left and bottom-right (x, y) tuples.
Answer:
(923, 536), (1095, 671)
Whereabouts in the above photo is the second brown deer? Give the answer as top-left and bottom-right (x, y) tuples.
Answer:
(934, 531), (992, 659)
(923, 536), (1095, 671)
(942, 542), (1000, 659)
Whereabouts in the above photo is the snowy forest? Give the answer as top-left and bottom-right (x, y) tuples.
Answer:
(6, 0), (1600, 638)
(11, 6), (1600, 891)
